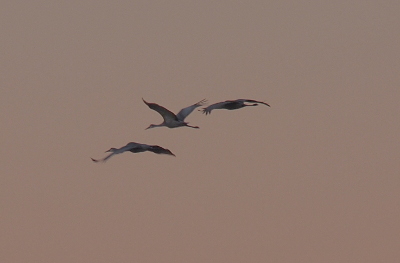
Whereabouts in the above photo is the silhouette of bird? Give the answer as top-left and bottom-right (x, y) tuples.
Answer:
(91, 142), (175, 163)
(142, 98), (207, 129)
(201, 99), (270, 115)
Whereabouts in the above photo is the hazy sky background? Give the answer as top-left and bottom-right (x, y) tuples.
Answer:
(1, 1), (399, 262)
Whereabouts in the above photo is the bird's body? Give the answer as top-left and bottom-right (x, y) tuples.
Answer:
(143, 98), (206, 129)
(91, 142), (175, 163)
(201, 99), (270, 115)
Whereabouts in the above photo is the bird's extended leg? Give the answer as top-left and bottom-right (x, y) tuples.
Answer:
(185, 124), (199, 129)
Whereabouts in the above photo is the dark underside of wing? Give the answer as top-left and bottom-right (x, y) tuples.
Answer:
(129, 147), (147, 153)
(149, 145), (175, 155)
(223, 101), (242, 110)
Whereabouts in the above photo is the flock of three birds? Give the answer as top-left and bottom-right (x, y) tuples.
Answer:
(91, 98), (270, 163)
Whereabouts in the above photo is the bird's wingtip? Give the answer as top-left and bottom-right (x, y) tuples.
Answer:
(199, 98), (208, 105)
(198, 108), (208, 114)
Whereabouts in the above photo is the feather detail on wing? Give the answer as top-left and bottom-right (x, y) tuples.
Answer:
(176, 99), (207, 121)
(201, 101), (231, 115)
(142, 98), (178, 122)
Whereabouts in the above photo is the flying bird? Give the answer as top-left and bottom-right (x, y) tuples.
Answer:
(201, 99), (270, 115)
(91, 142), (175, 163)
(142, 98), (207, 129)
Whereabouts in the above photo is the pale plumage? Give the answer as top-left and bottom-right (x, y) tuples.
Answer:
(201, 99), (270, 115)
(91, 142), (175, 163)
(143, 98), (207, 129)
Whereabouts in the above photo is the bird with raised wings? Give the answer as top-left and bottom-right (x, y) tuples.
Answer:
(201, 99), (270, 115)
(142, 98), (207, 129)
(91, 142), (175, 163)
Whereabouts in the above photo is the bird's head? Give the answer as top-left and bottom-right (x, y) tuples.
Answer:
(105, 148), (117, 153)
(145, 124), (156, 130)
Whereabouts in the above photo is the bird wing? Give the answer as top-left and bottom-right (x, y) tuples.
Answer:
(148, 145), (176, 156)
(127, 142), (174, 156)
(124, 142), (143, 151)
(176, 99), (207, 121)
(201, 101), (232, 115)
(240, 99), (270, 107)
(142, 98), (178, 122)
